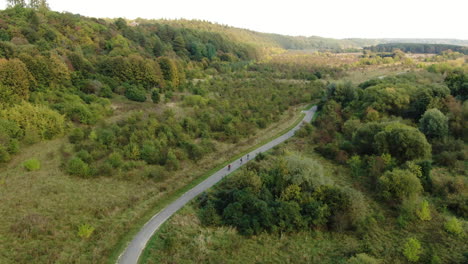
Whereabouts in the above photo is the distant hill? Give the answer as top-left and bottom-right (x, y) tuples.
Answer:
(135, 19), (468, 52)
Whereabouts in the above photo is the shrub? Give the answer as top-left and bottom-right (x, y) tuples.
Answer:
(23, 158), (41, 171)
(444, 217), (463, 236)
(99, 84), (113, 98)
(69, 128), (85, 144)
(77, 224), (95, 239)
(107, 152), (124, 168)
(66, 157), (90, 177)
(151, 89), (160, 103)
(403, 238), (422, 262)
(125, 85), (146, 102)
(347, 253), (381, 264)
(416, 200), (432, 221)
(0, 146), (11, 162)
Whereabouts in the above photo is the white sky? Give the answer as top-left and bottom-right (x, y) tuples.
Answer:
(1, 0), (467, 39)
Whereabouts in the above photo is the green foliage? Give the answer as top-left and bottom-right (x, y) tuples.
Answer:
(124, 84), (147, 102)
(444, 217), (463, 236)
(0, 58), (36, 104)
(23, 158), (40, 171)
(151, 89), (160, 103)
(379, 169), (422, 203)
(419, 108), (448, 138)
(66, 157), (90, 177)
(416, 200), (431, 221)
(445, 70), (467, 99)
(197, 152), (366, 236)
(403, 238), (422, 262)
(347, 253), (381, 264)
(77, 223), (95, 239)
(1, 102), (65, 140)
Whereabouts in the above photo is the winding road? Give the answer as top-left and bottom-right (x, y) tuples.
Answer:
(117, 105), (318, 264)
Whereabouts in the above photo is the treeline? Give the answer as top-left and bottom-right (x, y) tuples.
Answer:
(365, 43), (468, 54)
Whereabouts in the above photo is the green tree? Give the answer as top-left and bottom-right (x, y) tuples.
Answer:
(158, 57), (179, 89)
(444, 217), (463, 236)
(151, 89), (160, 103)
(7, 0), (26, 7)
(375, 123), (431, 162)
(416, 200), (432, 221)
(379, 169), (423, 203)
(0, 58), (36, 104)
(419, 108), (448, 139)
(403, 238), (422, 262)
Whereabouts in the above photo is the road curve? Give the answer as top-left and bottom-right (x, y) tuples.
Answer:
(116, 105), (318, 264)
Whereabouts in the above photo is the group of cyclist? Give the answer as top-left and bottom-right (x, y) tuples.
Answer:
(227, 153), (251, 171)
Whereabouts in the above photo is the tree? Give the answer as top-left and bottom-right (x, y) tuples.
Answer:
(7, 0), (26, 7)
(158, 57), (179, 89)
(375, 123), (431, 162)
(403, 238), (422, 262)
(29, 0), (48, 9)
(151, 89), (160, 103)
(0, 59), (36, 104)
(379, 169), (423, 203)
(419, 108), (448, 139)
(416, 200), (431, 221)
(444, 217), (463, 236)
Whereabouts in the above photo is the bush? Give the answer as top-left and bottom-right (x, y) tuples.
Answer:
(347, 253), (381, 264)
(444, 217), (463, 236)
(66, 157), (90, 177)
(23, 158), (41, 171)
(151, 89), (160, 103)
(69, 128), (85, 144)
(416, 200), (432, 221)
(77, 224), (95, 239)
(125, 85), (146, 102)
(0, 146), (11, 162)
(403, 238), (422, 262)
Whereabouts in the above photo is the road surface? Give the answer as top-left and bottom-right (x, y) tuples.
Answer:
(117, 105), (318, 264)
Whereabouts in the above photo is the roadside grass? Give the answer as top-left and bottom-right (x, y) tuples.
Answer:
(108, 104), (312, 263)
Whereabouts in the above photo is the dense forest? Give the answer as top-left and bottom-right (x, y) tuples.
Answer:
(365, 43), (468, 55)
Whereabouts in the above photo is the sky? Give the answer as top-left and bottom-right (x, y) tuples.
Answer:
(1, 0), (467, 39)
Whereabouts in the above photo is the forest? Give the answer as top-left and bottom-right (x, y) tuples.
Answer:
(0, 2), (466, 264)
(365, 43), (468, 55)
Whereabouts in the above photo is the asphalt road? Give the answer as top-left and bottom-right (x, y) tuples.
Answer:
(116, 105), (318, 264)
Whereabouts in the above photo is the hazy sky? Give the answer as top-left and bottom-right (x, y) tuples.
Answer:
(1, 0), (467, 39)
